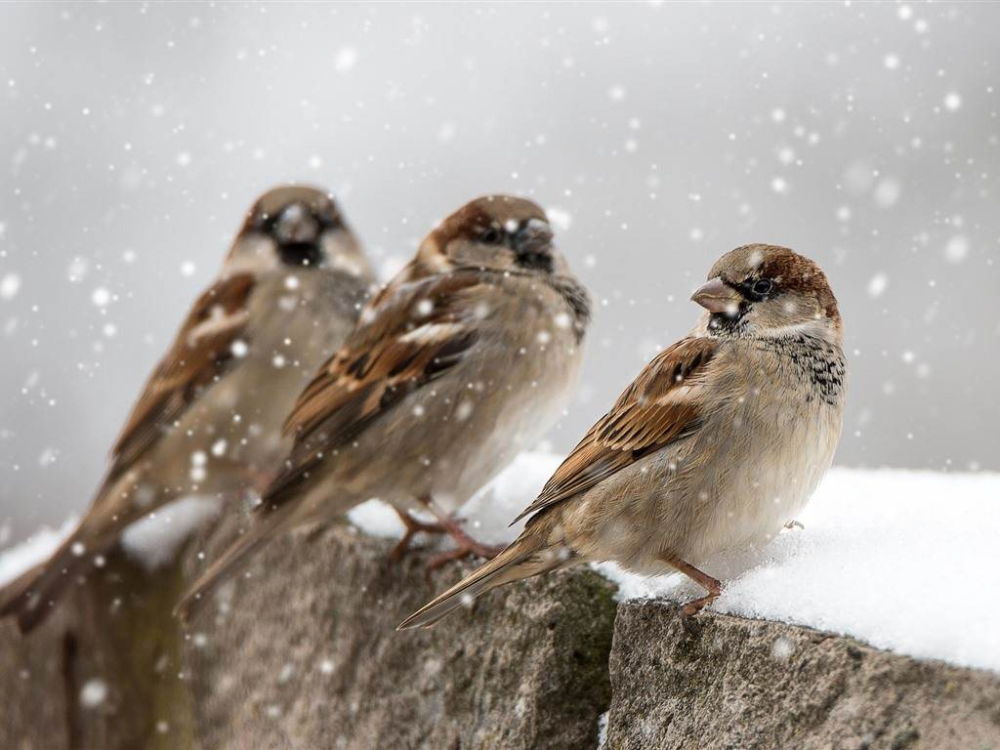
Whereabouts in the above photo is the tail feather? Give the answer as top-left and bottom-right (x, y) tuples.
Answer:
(398, 532), (568, 630)
(174, 506), (294, 623)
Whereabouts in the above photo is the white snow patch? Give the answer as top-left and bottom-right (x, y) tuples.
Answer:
(120, 496), (222, 570)
(595, 467), (1000, 673)
(0, 517), (76, 586)
(596, 711), (609, 748)
(352, 453), (1000, 671)
(347, 452), (562, 545)
(6, 455), (999, 673)
(346, 500), (406, 538)
(458, 452), (563, 544)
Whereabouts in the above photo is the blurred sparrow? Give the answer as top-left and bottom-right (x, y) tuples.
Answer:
(0, 185), (374, 632)
(400, 244), (846, 629)
(176, 195), (591, 620)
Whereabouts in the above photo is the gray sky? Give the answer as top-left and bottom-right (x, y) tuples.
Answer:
(2, 2), (998, 545)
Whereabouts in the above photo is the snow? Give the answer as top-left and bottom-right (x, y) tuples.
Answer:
(3, 453), (997, 674)
(345, 500), (406, 539)
(0, 273), (21, 300)
(79, 678), (108, 709)
(596, 711), (609, 748)
(0, 495), (224, 581)
(456, 452), (564, 544)
(594, 466), (1000, 674)
(0, 517), (76, 587)
(120, 495), (222, 570)
(347, 452), (562, 546)
(354, 453), (1000, 673)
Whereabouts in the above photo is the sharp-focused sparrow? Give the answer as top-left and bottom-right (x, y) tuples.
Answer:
(176, 195), (591, 620)
(1, 185), (374, 632)
(400, 244), (846, 629)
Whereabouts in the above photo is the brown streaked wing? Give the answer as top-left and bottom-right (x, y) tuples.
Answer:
(107, 273), (256, 477)
(264, 270), (486, 509)
(513, 336), (718, 525)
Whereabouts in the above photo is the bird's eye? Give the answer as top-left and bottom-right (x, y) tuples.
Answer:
(480, 226), (503, 244)
(751, 279), (773, 297)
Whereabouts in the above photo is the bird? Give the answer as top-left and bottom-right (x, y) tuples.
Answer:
(0, 185), (374, 632)
(399, 243), (846, 629)
(175, 195), (592, 621)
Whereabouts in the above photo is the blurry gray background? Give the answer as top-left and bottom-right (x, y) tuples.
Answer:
(1, 2), (998, 547)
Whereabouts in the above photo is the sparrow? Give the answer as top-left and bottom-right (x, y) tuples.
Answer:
(400, 244), (846, 629)
(0, 185), (374, 632)
(175, 195), (591, 620)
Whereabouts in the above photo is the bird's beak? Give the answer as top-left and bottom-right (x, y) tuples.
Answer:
(514, 219), (554, 256)
(275, 204), (321, 245)
(691, 277), (742, 315)
(514, 219), (555, 271)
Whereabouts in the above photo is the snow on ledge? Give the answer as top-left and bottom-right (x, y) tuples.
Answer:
(355, 453), (1000, 673)
(593, 466), (1000, 674)
(0, 517), (76, 588)
(121, 495), (223, 570)
(3, 454), (997, 673)
(0, 495), (223, 586)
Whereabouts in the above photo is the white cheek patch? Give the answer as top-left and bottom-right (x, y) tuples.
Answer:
(227, 237), (279, 274)
(764, 320), (831, 339)
(419, 245), (453, 273)
(328, 251), (369, 277)
(322, 234), (369, 277)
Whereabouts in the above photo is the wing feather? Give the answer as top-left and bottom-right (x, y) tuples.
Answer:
(263, 270), (486, 510)
(107, 273), (255, 477)
(513, 336), (718, 524)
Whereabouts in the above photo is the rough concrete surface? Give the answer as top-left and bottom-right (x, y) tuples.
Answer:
(2, 526), (998, 750)
(183, 525), (617, 750)
(606, 600), (1000, 750)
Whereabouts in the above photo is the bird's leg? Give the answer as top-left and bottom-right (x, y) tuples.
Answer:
(661, 553), (723, 617)
(417, 495), (504, 570)
(784, 520), (804, 530)
(389, 508), (449, 561)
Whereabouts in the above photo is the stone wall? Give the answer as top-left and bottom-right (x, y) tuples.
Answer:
(2, 526), (998, 749)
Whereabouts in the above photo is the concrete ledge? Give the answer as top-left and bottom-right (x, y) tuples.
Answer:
(183, 525), (617, 750)
(2, 528), (998, 750)
(607, 600), (1000, 750)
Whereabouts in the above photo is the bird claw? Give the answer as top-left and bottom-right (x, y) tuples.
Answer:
(424, 539), (503, 572)
(389, 511), (448, 561)
(392, 499), (501, 572)
(680, 592), (718, 618)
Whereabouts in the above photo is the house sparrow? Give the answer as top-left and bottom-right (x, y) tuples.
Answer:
(400, 244), (846, 629)
(175, 195), (591, 620)
(0, 185), (374, 632)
